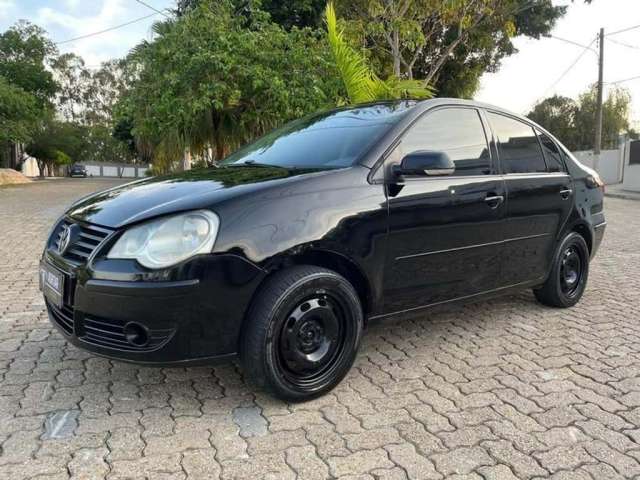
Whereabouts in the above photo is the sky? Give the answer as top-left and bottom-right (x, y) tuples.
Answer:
(0, 0), (174, 66)
(476, 0), (640, 124)
(1, 0), (639, 123)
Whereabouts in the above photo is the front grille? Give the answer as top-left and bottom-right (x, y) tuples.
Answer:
(54, 219), (112, 263)
(79, 314), (174, 352)
(46, 300), (74, 335)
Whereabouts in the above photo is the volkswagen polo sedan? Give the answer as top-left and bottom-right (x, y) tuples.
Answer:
(40, 99), (606, 401)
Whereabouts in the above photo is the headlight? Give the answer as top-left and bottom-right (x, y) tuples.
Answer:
(107, 210), (220, 269)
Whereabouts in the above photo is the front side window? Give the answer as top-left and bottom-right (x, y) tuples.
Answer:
(537, 130), (566, 172)
(397, 108), (491, 176)
(488, 112), (546, 174)
(221, 103), (415, 169)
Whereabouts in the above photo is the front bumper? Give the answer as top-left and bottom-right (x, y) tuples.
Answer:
(42, 253), (266, 366)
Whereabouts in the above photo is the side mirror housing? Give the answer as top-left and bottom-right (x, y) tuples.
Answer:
(394, 150), (455, 177)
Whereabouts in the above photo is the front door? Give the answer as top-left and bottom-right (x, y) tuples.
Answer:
(485, 112), (574, 286)
(382, 107), (506, 314)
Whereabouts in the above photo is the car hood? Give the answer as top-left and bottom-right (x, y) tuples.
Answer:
(67, 166), (321, 228)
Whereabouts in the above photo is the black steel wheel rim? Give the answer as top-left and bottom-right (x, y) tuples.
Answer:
(560, 245), (583, 297)
(276, 293), (353, 390)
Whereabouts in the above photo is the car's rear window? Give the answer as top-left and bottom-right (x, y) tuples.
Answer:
(221, 103), (415, 169)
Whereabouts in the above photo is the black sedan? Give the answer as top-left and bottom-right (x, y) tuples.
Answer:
(40, 99), (606, 401)
(69, 164), (88, 178)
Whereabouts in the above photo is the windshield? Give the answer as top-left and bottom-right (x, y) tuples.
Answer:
(221, 102), (415, 169)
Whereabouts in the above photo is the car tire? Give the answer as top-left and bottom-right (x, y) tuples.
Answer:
(240, 265), (363, 402)
(534, 232), (589, 308)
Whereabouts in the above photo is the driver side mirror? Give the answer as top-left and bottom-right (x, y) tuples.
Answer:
(393, 150), (455, 177)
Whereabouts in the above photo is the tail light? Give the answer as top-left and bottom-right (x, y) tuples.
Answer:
(586, 173), (605, 193)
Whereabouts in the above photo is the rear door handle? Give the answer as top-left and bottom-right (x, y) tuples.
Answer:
(484, 194), (504, 209)
(560, 188), (573, 200)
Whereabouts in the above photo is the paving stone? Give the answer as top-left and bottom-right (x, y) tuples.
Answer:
(285, 445), (329, 480)
(182, 448), (221, 479)
(431, 446), (494, 476)
(533, 444), (594, 473)
(328, 449), (394, 477)
(385, 443), (442, 480)
(3, 182), (640, 479)
(41, 409), (79, 439)
(246, 428), (307, 455)
(232, 406), (268, 438)
(344, 427), (402, 451)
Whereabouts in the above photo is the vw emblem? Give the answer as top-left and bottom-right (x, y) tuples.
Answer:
(58, 225), (72, 254)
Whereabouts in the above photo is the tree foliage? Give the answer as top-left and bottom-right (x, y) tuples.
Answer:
(119, 0), (342, 171)
(0, 21), (58, 168)
(0, 21), (57, 106)
(25, 114), (85, 177)
(325, 2), (433, 104)
(0, 76), (39, 144)
(528, 86), (634, 151)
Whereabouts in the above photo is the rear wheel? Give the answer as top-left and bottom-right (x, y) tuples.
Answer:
(240, 265), (363, 401)
(534, 232), (589, 308)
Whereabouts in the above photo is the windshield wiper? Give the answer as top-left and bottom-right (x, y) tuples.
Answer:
(225, 160), (288, 169)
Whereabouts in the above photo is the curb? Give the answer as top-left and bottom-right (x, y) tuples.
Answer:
(605, 192), (640, 201)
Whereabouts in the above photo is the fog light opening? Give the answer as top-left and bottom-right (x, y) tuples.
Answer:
(123, 322), (149, 347)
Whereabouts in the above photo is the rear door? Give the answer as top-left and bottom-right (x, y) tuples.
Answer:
(486, 112), (573, 286)
(382, 106), (506, 314)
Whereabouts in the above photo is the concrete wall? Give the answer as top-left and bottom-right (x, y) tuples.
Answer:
(21, 157), (40, 177)
(622, 140), (640, 192)
(571, 149), (623, 185)
(82, 163), (149, 178)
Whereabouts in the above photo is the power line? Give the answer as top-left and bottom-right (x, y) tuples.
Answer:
(134, 0), (172, 19)
(606, 37), (640, 50)
(55, 12), (160, 45)
(549, 35), (598, 55)
(538, 37), (598, 100)
(606, 23), (640, 37)
(607, 75), (640, 85)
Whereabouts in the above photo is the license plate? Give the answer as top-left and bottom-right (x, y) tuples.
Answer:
(40, 263), (65, 309)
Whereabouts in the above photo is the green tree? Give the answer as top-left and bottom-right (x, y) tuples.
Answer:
(528, 86), (633, 151)
(120, 0), (342, 171)
(0, 76), (39, 145)
(261, 0), (327, 29)
(26, 114), (84, 178)
(325, 2), (433, 104)
(0, 21), (58, 168)
(338, 1), (565, 83)
(574, 86), (632, 151)
(527, 95), (579, 150)
(0, 21), (57, 106)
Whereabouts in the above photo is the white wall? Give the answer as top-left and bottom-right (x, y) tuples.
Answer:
(622, 141), (640, 192)
(21, 157), (41, 177)
(85, 165), (101, 176)
(571, 149), (623, 185)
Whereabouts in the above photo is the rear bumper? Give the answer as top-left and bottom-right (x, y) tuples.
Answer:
(43, 254), (266, 366)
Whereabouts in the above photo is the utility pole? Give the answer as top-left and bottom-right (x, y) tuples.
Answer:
(594, 27), (604, 172)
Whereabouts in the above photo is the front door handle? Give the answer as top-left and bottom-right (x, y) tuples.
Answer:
(484, 194), (504, 209)
(560, 188), (573, 200)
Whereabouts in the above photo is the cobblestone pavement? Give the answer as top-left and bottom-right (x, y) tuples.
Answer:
(1, 178), (640, 479)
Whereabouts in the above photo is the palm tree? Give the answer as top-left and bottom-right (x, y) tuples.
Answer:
(325, 2), (434, 105)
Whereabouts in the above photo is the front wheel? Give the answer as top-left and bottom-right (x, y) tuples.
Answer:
(240, 265), (363, 402)
(534, 232), (589, 308)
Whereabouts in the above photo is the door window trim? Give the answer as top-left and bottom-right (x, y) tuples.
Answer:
(379, 105), (498, 182)
(483, 108), (560, 177)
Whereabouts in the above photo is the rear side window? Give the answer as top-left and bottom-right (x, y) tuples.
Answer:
(488, 112), (546, 174)
(537, 130), (566, 172)
(399, 108), (491, 176)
